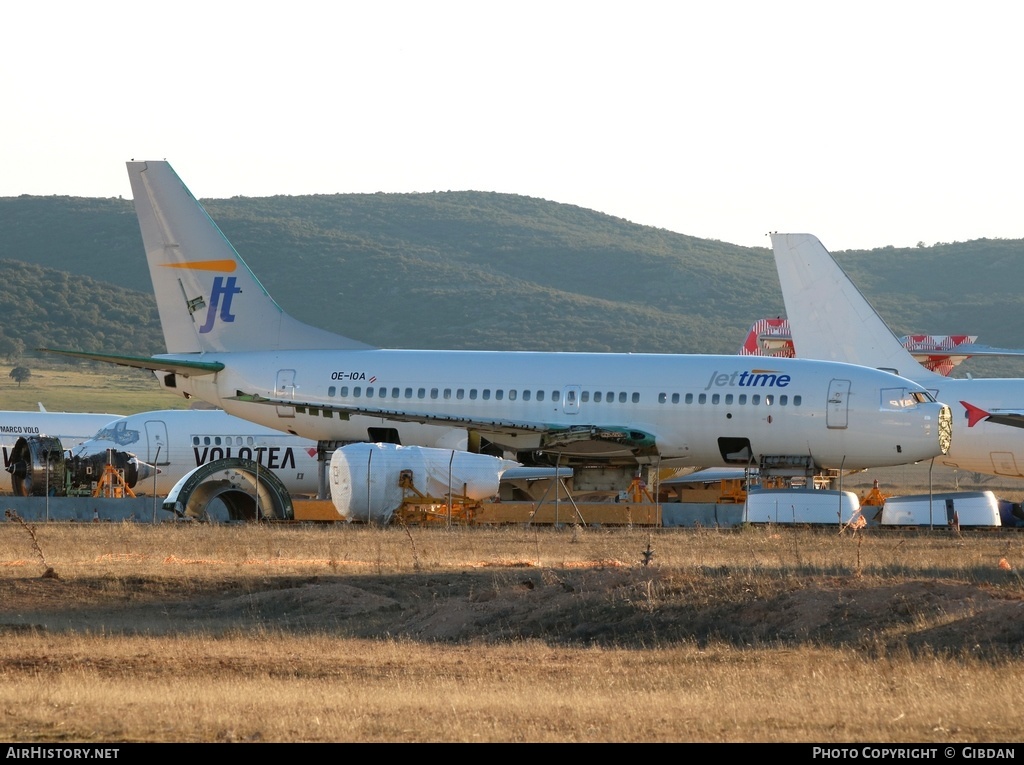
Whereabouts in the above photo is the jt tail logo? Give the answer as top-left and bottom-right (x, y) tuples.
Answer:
(198, 276), (242, 334)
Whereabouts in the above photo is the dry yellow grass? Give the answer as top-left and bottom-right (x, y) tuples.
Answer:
(1, 522), (1023, 743)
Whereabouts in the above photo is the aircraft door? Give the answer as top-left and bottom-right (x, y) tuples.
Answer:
(562, 385), (581, 415)
(275, 369), (297, 419)
(827, 379), (851, 429)
(144, 420), (170, 466)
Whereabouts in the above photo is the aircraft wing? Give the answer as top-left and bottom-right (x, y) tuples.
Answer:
(39, 348), (224, 377)
(961, 401), (1024, 429)
(230, 392), (657, 452)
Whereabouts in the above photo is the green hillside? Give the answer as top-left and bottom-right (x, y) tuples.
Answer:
(1, 192), (1023, 378)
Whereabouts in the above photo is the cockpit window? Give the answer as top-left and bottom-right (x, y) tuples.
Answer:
(93, 421), (140, 446)
(881, 388), (924, 410)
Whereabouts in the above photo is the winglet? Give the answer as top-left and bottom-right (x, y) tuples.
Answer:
(961, 401), (990, 428)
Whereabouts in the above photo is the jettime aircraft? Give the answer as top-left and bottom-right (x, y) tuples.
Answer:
(42, 162), (953, 485)
(771, 232), (1024, 478)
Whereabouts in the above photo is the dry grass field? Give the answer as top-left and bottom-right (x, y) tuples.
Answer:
(3, 363), (1024, 742)
(1, 520), (1023, 743)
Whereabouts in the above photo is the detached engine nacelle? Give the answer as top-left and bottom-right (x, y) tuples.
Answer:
(7, 436), (150, 497)
(6, 436), (66, 497)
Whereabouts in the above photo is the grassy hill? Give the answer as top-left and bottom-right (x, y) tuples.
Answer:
(2, 192), (1024, 379)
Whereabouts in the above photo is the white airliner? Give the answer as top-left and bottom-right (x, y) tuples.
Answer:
(771, 232), (1024, 478)
(739, 317), (1024, 377)
(1, 406), (120, 472)
(69, 409), (322, 497)
(42, 162), (954, 483)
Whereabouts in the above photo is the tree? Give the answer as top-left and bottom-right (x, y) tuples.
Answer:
(9, 366), (31, 387)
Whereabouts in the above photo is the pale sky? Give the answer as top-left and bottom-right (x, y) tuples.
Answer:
(3, 1), (1022, 251)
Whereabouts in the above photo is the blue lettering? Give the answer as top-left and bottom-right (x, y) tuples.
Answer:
(703, 369), (793, 390)
(197, 276), (242, 334)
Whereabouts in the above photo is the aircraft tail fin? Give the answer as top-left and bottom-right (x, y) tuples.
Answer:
(127, 161), (373, 354)
(769, 233), (939, 382)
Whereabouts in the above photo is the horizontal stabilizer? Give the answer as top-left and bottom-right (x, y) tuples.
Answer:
(740, 315), (1024, 377)
(960, 400), (1024, 430)
(39, 347), (224, 376)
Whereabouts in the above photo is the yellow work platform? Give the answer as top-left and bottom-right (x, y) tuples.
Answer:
(292, 499), (661, 526)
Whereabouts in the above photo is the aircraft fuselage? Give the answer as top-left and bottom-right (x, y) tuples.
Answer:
(154, 349), (951, 471)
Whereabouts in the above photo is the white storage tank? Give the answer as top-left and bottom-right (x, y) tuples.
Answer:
(880, 491), (1001, 527)
(744, 488), (862, 525)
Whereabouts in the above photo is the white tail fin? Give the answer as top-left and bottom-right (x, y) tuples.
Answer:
(127, 160), (373, 354)
(769, 233), (941, 383)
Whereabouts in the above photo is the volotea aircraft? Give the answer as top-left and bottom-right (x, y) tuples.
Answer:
(42, 163), (954, 490)
(2, 406), (120, 473)
(770, 232), (1024, 479)
(70, 408), (321, 497)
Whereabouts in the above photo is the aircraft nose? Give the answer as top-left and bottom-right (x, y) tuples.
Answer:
(937, 403), (953, 455)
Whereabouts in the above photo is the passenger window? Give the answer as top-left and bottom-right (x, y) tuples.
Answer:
(698, 393), (706, 404)
(725, 394), (733, 405)
(354, 387), (361, 397)
(619, 392), (627, 403)
(340, 386), (349, 397)
(418, 388), (426, 399)
(738, 394), (747, 405)
(509, 390), (517, 401)
(632, 392), (639, 403)
(444, 389), (452, 400)
(711, 394), (720, 404)
(580, 391), (589, 403)
(470, 390), (478, 400)
(483, 390), (491, 400)
(456, 389), (464, 400)
(594, 392), (603, 403)
(684, 393), (692, 404)
(495, 390), (503, 400)
(672, 393), (680, 404)
(537, 391), (545, 402)
(765, 395), (773, 406)
(779, 395), (788, 406)
(431, 388), (439, 399)
(523, 390), (531, 401)
(658, 392), (667, 404)
(752, 395), (761, 405)
(794, 395), (802, 406)
(392, 387), (400, 398)
(328, 385), (336, 397)
(405, 388), (413, 398)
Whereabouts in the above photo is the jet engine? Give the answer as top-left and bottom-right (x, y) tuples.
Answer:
(6, 436), (65, 497)
(7, 436), (152, 497)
